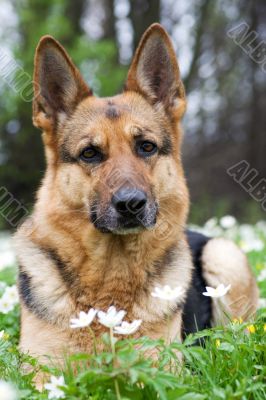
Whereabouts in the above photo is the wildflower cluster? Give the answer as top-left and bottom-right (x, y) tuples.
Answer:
(70, 306), (142, 335)
(190, 216), (266, 253)
(0, 285), (19, 314)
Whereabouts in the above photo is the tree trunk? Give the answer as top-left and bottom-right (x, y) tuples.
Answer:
(183, 0), (212, 91)
(102, 0), (116, 40)
(246, 0), (266, 177)
(129, 0), (160, 50)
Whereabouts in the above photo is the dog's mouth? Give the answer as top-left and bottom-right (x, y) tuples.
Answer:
(90, 197), (158, 234)
(90, 210), (157, 234)
(113, 212), (157, 234)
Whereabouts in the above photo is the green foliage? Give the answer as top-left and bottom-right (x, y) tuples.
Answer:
(0, 266), (17, 286)
(0, 315), (265, 399)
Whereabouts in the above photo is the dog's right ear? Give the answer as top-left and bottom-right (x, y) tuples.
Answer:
(125, 24), (186, 120)
(33, 36), (92, 131)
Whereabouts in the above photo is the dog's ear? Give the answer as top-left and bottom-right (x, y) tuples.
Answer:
(125, 23), (186, 119)
(33, 35), (92, 131)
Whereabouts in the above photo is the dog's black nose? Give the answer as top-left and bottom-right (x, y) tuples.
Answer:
(112, 188), (147, 215)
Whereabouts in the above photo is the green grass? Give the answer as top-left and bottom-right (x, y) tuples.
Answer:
(0, 222), (266, 399)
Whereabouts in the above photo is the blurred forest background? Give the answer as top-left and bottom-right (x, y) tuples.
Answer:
(0, 0), (265, 230)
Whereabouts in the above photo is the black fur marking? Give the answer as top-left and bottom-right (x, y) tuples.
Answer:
(145, 245), (176, 286)
(89, 199), (111, 233)
(151, 244), (176, 277)
(182, 230), (212, 339)
(170, 301), (185, 316)
(143, 245), (177, 296)
(18, 270), (33, 308)
(105, 106), (121, 119)
(90, 205), (98, 225)
(44, 248), (78, 289)
(160, 135), (172, 155)
(18, 269), (47, 320)
(59, 144), (76, 163)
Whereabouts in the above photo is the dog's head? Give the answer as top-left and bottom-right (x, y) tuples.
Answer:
(33, 24), (188, 236)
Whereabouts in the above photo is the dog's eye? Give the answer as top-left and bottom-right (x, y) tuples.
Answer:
(80, 147), (102, 163)
(137, 141), (157, 157)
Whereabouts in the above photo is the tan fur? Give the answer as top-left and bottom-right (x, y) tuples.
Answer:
(20, 306), (71, 362)
(14, 23), (258, 367)
(201, 238), (258, 323)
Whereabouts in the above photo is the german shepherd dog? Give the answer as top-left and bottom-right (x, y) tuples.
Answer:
(14, 24), (258, 365)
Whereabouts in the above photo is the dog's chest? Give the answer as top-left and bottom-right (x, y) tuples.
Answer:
(74, 253), (188, 324)
(74, 256), (150, 313)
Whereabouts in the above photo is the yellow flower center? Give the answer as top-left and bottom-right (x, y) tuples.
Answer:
(247, 324), (256, 333)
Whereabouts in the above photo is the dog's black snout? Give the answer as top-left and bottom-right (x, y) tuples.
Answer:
(112, 188), (147, 215)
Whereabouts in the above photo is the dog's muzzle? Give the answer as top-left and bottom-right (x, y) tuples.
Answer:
(90, 187), (157, 234)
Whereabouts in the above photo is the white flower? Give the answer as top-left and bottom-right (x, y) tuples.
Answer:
(3, 286), (19, 305)
(0, 296), (15, 314)
(70, 309), (97, 328)
(202, 218), (223, 237)
(0, 251), (16, 271)
(98, 306), (126, 328)
(240, 239), (264, 253)
(258, 298), (266, 309)
(114, 319), (142, 335)
(0, 285), (19, 314)
(151, 285), (185, 301)
(256, 221), (266, 235)
(0, 381), (17, 400)
(258, 269), (266, 282)
(204, 217), (218, 230)
(44, 376), (66, 399)
(239, 224), (256, 241)
(220, 215), (236, 229)
(202, 284), (231, 298)
(0, 330), (5, 339)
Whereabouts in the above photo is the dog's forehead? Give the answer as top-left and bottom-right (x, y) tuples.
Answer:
(65, 92), (160, 135)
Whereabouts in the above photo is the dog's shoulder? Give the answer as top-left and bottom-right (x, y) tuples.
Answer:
(13, 222), (76, 326)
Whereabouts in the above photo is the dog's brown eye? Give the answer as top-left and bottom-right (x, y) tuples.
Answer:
(80, 147), (102, 163)
(142, 143), (154, 152)
(137, 141), (157, 157)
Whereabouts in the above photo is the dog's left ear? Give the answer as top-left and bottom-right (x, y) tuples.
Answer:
(33, 35), (92, 132)
(125, 23), (186, 119)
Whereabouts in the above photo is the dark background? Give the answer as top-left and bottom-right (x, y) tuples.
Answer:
(0, 0), (265, 230)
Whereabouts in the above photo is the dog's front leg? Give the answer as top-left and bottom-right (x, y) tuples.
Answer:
(138, 311), (183, 365)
